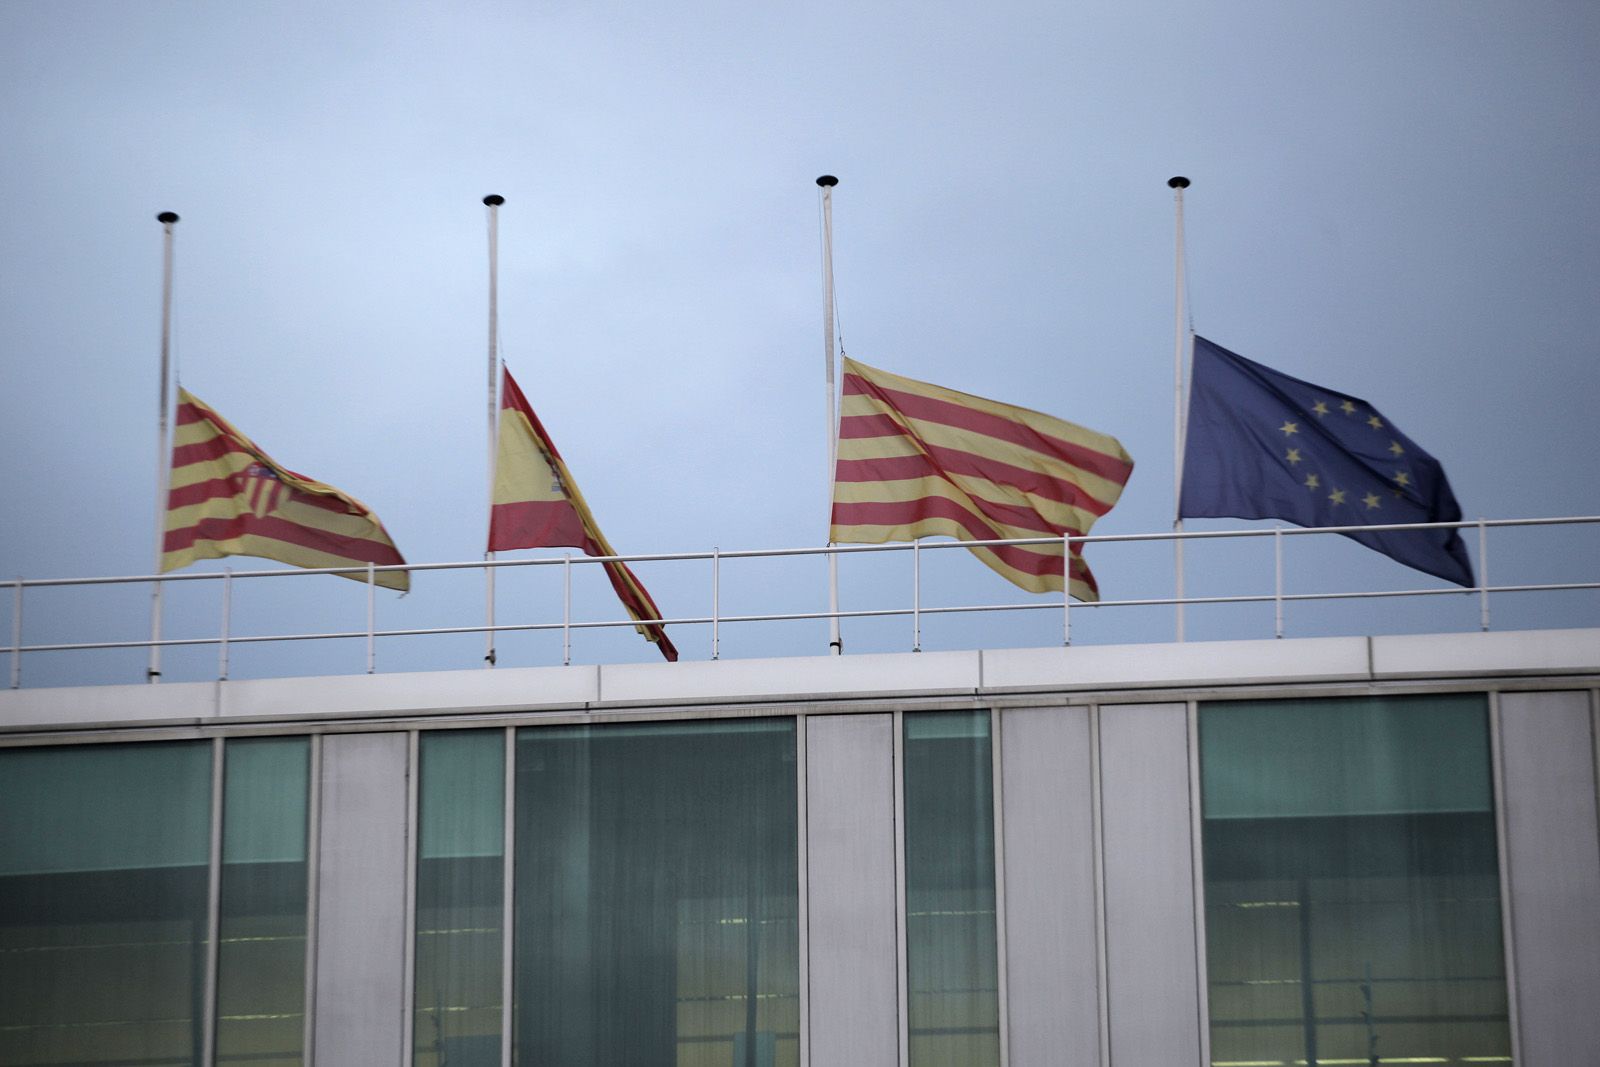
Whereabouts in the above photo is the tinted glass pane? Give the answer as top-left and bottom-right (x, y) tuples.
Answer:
(513, 719), (798, 1067)
(1200, 695), (1513, 1064)
(0, 741), (212, 1065)
(415, 730), (505, 1067)
(216, 737), (309, 1065)
(903, 711), (1000, 1067)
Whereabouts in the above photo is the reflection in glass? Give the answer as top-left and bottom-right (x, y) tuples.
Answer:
(216, 736), (310, 1064)
(0, 741), (212, 1065)
(1200, 695), (1513, 1064)
(414, 729), (505, 1067)
(514, 719), (798, 1066)
(904, 710), (1001, 1067)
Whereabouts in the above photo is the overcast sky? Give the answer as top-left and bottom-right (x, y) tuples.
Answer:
(2, 1), (1596, 686)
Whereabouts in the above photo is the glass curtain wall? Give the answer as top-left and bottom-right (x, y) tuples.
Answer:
(903, 711), (1001, 1067)
(216, 737), (310, 1065)
(1200, 695), (1513, 1064)
(513, 718), (799, 1067)
(0, 741), (213, 1065)
(414, 729), (506, 1067)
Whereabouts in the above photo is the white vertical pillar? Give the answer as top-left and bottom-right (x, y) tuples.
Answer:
(806, 713), (899, 1064)
(312, 732), (411, 1064)
(1099, 702), (1204, 1063)
(1498, 690), (1600, 1060)
(998, 706), (1102, 1066)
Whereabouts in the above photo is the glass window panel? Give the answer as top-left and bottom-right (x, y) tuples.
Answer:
(216, 737), (310, 1065)
(904, 711), (1000, 1067)
(0, 741), (212, 1065)
(415, 730), (505, 1067)
(513, 718), (798, 1067)
(1200, 695), (1512, 1066)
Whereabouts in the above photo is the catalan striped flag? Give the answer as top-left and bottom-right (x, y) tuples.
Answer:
(488, 366), (677, 662)
(830, 357), (1134, 601)
(162, 389), (409, 591)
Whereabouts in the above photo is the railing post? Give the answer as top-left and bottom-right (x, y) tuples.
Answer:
(218, 568), (232, 681)
(712, 547), (721, 661)
(562, 553), (572, 666)
(1062, 534), (1072, 647)
(912, 539), (922, 653)
(366, 561), (376, 674)
(148, 577), (163, 683)
(9, 580), (21, 690)
(1274, 525), (1284, 639)
(1478, 518), (1490, 632)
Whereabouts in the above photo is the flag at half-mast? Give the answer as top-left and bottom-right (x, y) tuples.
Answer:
(831, 357), (1134, 601)
(488, 366), (677, 662)
(162, 389), (409, 590)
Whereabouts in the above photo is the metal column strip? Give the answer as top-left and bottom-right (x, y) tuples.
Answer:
(990, 708), (1011, 1067)
(201, 736), (224, 1067)
(302, 734), (323, 1066)
(893, 710), (909, 1067)
(796, 712), (810, 1067)
(400, 730), (419, 1065)
(501, 725), (516, 1066)
(1186, 700), (1212, 1067)
(1489, 691), (1525, 1065)
(1089, 704), (1110, 1067)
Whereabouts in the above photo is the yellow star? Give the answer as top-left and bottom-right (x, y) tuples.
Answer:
(1304, 473), (1320, 490)
(1367, 414), (1383, 430)
(1389, 440), (1405, 456)
(1280, 420), (1299, 436)
(1285, 448), (1302, 465)
(1311, 400), (1330, 417)
(1340, 400), (1357, 415)
(1393, 470), (1411, 487)
(1329, 488), (1347, 505)
(1363, 492), (1381, 510)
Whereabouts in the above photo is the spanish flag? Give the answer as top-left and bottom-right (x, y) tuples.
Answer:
(488, 366), (677, 662)
(831, 357), (1133, 601)
(162, 389), (409, 591)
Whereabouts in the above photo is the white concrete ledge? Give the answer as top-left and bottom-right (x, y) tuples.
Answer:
(2, 628), (1594, 734)
(594, 649), (982, 705)
(980, 636), (1372, 692)
(1369, 628), (1600, 680)
(218, 663), (600, 721)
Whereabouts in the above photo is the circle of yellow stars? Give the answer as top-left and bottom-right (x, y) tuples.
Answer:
(1277, 396), (1415, 513)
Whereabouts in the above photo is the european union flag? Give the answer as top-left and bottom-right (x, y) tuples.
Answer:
(1179, 336), (1473, 586)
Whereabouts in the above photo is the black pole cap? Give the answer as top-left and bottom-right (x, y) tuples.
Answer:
(483, 194), (505, 206)
(816, 175), (838, 188)
(157, 211), (179, 223)
(1167, 176), (1190, 189)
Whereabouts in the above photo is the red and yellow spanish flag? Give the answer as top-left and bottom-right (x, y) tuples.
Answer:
(162, 389), (409, 591)
(831, 357), (1134, 601)
(488, 366), (677, 662)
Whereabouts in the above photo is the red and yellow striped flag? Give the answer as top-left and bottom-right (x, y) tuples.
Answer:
(488, 367), (677, 662)
(830, 357), (1134, 601)
(162, 389), (409, 591)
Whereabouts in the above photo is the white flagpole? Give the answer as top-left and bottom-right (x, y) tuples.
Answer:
(1169, 176), (1190, 643)
(483, 194), (504, 667)
(148, 210), (179, 683)
(817, 175), (842, 655)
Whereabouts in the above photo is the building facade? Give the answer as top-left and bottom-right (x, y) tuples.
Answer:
(2, 628), (1598, 1065)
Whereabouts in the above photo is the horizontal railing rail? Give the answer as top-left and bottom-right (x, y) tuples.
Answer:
(8, 516), (1599, 688)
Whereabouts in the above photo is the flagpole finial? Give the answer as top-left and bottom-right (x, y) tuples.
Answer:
(483, 194), (505, 206)
(157, 212), (179, 224)
(1167, 176), (1190, 189)
(816, 175), (838, 188)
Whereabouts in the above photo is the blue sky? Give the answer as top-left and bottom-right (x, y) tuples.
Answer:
(2, 1), (1596, 685)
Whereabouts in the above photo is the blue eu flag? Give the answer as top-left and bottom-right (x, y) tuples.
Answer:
(1179, 336), (1473, 586)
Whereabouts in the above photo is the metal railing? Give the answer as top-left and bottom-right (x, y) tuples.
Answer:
(7, 516), (1599, 688)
